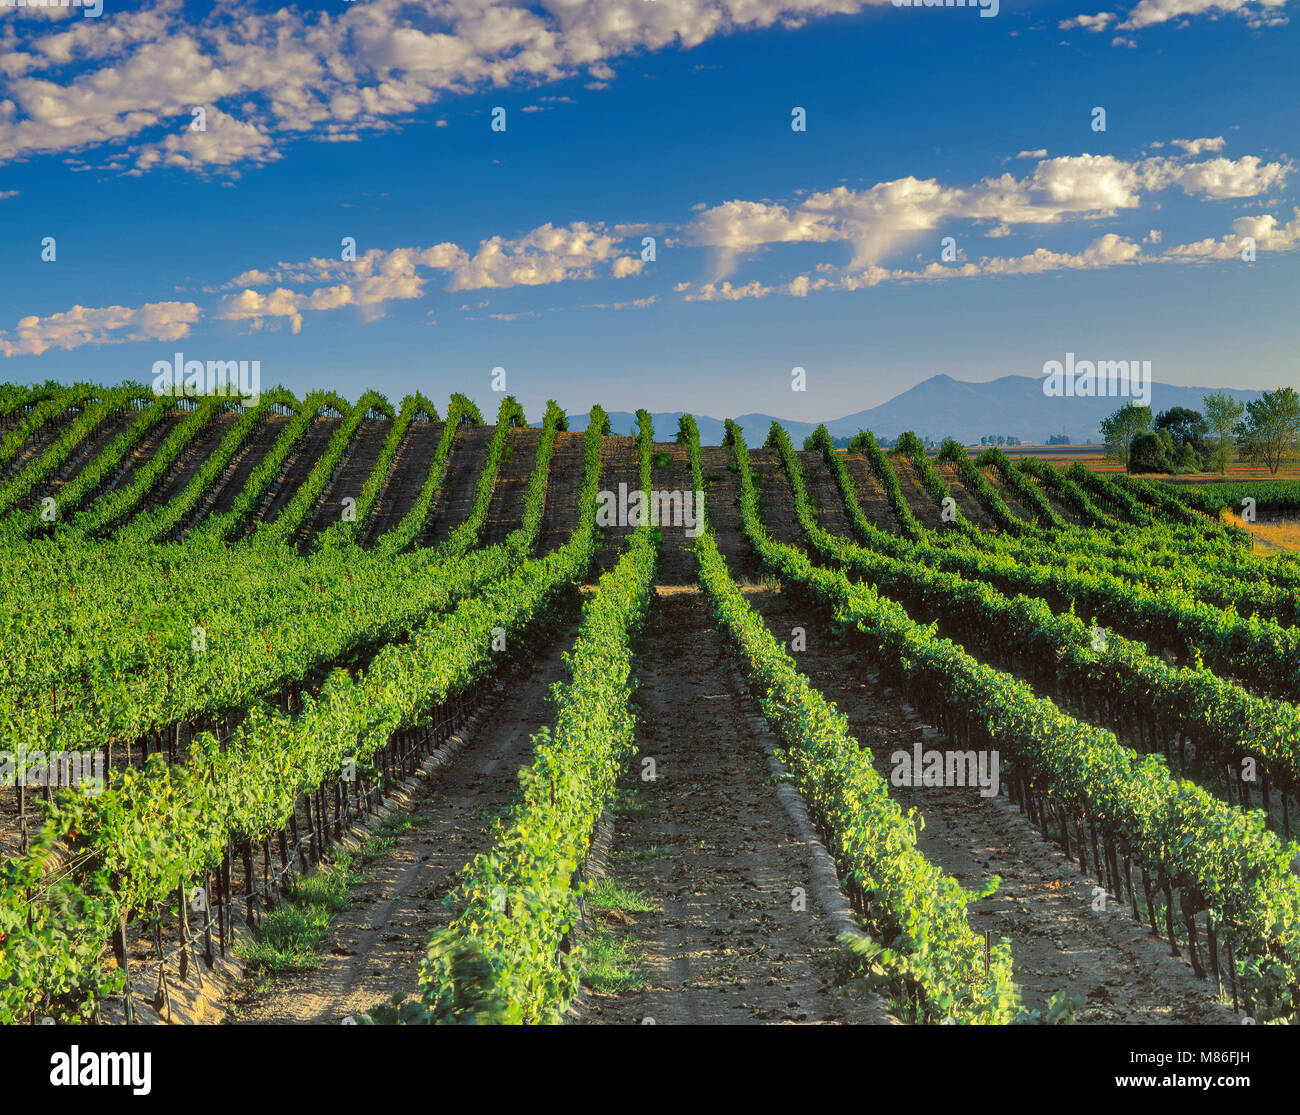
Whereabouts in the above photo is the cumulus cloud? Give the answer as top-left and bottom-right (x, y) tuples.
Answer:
(1170, 136), (1226, 155)
(1161, 207), (1300, 260)
(214, 220), (645, 332)
(1064, 0), (1289, 32)
(0, 0), (895, 173)
(1059, 11), (1117, 27)
(0, 299), (199, 357)
(684, 146), (1291, 277)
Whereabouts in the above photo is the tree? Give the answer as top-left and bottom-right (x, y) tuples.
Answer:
(1155, 406), (1208, 469)
(1237, 387), (1300, 476)
(1129, 429), (1176, 474)
(1100, 403), (1153, 468)
(1202, 392), (1244, 475)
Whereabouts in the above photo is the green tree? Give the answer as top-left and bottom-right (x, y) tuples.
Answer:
(1155, 406), (1208, 469)
(1129, 429), (1176, 474)
(1099, 403), (1153, 468)
(1237, 387), (1300, 476)
(1202, 392), (1244, 475)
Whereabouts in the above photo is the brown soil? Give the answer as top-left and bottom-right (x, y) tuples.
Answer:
(890, 458), (946, 531)
(577, 587), (888, 1026)
(744, 585), (1236, 1024)
(937, 461), (998, 531)
(699, 447), (755, 577)
(229, 621), (580, 1024)
(590, 434), (638, 572)
(478, 427), (540, 546)
(298, 417), (393, 545)
(649, 443), (696, 586)
(748, 449), (802, 548)
(539, 431), (591, 556)
(796, 450), (854, 539)
(423, 425), (494, 548)
(362, 419), (444, 542)
(842, 453), (902, 535)
(249, 415), (341, 532)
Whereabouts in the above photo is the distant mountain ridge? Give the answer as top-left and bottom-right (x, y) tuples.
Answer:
(556, 374), (1266, 446)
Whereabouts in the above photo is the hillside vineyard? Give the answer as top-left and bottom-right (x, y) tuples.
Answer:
(2, 382), (1299, 1026)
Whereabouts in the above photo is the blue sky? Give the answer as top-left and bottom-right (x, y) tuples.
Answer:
(0, 0), (1296, 423)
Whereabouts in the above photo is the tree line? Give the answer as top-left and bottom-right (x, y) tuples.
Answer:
(1101, 387), (1300, 476)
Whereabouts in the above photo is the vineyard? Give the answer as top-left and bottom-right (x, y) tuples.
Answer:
(2, 379), (1299, 1027)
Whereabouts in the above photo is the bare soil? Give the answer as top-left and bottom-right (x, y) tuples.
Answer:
(229, 621), (580, 1024)
(422, 424), (494, 548)
(577, 587), (887, 1025)
(362, 419), (444, 542)
(744, 585), (1237, 1024)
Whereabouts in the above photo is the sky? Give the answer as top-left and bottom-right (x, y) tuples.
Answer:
(0, 0), (1296, 424)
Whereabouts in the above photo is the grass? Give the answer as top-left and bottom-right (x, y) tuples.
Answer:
(581, 879), (656, 994)
(236, 814), (417, 974)
(589, 876), (658, 913)
(611, 786), (648, 817)
(582, 927), (649, 994)
(1223, 510), (1300, 553)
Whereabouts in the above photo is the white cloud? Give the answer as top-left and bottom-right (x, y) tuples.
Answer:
(1169, 137), (1223, 157)
(684, 146), (1290, 277)
(0, 0), (895, 173)
(1161, 208), (1300, 260)
(1119, 0), (1289, 29)
(0, 299), (199, 357)
(214, 220), (645, 332)
(1059, 12), (1117, 28)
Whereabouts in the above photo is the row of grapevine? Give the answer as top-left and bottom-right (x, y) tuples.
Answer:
(933, 439), (1035, 536)
(0, 386), (155, 519)
(811, 430), (1300, 702)
(778, 424), (1300, 805)
(118, 388), (300, 544)
(732, 421), (1300, 1020)
(372, 394), (484, 555)
(685, 418), (1019, 1024)
(249, 391), (394, 549)
(2, 397), (177, 539)
(313, 393), (441, 551)
(403, 411), (657, 1023)
(0, 403), (570, 773)
(0, 407), (611, 1023)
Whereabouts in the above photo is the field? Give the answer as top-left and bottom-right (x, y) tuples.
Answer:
(3, 381), (1300, 1028)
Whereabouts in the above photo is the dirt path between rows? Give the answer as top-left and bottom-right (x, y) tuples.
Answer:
(230, 622), (579, 1025)
(576, 587), (886, 1025)
(744, 585), (1238, 1024)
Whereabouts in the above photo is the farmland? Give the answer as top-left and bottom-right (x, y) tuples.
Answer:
(2, 380), (1299, 1028)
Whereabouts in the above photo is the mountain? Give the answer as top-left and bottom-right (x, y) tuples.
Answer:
(556, 376), (1267, 446)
